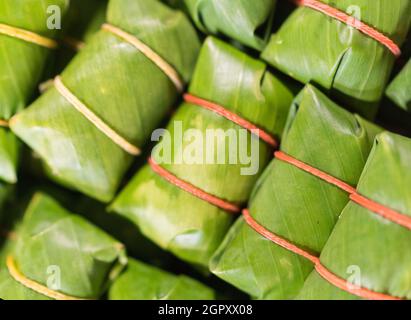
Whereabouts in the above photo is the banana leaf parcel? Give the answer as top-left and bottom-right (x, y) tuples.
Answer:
(177, 0), (276, 50)
(297, 132), (411, 300)
(10, 0), (200, 202)
(210, 85), (382, 299)
(111, 36), (294, 267)
(0, 182), (12, 221)
(386, 59), (411, 112)
(261, 0), (411, 118)
(0, 0), (69, 184)
(109, 258), (215, 300)
(49, 0), (108, 76)
(0, 193), (127, 300)
(61, 0), (108, 45)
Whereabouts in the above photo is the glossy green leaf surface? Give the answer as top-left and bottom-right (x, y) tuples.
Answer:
(11, 0), (200, 202)
(180, 0), (276, 50)
(210, 85), (381, 299)
(0, 193), (127, 300)
(0, 181), (12, 221)
(111, 37), (294, 267)
(0, 0), (69, 183)
(49, 0), (108, 75)
(297, 132), (411, 300)
(262, 0), (411, 118)
(386, 59), (411, 112)
(109, 258), (215, 300)
(0, 0), (69, 118)
(62, 0), (107, 41)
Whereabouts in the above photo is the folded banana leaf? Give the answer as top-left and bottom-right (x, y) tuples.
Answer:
(62, 0), (107, 42)
(0, 129), (19, 184)
(109, 258), (215, 300)
(0, 0), (69, 118)
(0, 234), (13, 264)
(10, 0), (200, 202)
(386, 59), (411, 112)
(0, 193), (127, 300)
(111, 36), (294, 267)
(262, 0), (411, 118)
(0, 0), (69, 183)
(210, 85), (382, 299)
(49, 0), (108, 75)
(297, 132), (411, 300)
(13, 178), (179, 267)
(70, 195), (178, 267)
(174, 0), (276, 50)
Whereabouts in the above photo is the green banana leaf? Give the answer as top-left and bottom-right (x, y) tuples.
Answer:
(297, 132), (411, 300)
(111, 36), (294, 267)
(0, 129), (19, 184)
(386, 59), (411, 112)
(261, 0), (411, 118)
(210, 85), (382, 299)
(0, 0), (69, 183)
(0, 193), (127, 300)
(10, 0), (200, 202)
(49, 0), (108, 75)
(175, 0), (276, 50)
(109, 258), (215, 300)
(70, 195), (179, 268)
(62, 0), (107, 42)
(0, 234), (14, 264)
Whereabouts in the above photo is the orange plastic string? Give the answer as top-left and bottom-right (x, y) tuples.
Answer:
(102, 23), (184, 92)
(53, 76), (141, 156)
(184, 94), (278, 148)
(275, 151), (356, 193)
(148, 157), (241, 213)
(314, 263), (401, 301)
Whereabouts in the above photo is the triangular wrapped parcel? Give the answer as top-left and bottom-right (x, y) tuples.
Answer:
(210, 85), (381, 299)
(0, 0), (69, 183)
(179, 0), (276, 50)
(297, 132), (411, 300)
(0, 0), (68, 118)
(111, 37), (294, 267)
(109, 258), (215, 300)
(0, 193), (127, 300)
(10, 0), (200, 202)
(386, 59), (411, 112)
(0, 182), (12, 221)
(261, 0), (411, 118)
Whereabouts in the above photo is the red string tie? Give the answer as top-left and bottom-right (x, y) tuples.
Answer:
(295, 0), (401, 57)
(148, 157), (241, 213)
